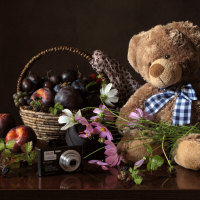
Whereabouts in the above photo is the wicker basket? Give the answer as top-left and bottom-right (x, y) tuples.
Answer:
(17, 46), (98, 144)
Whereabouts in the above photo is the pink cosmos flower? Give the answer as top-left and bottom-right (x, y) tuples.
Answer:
(90, 105), (114, 122)
(128, 108), (152, 126)
(88, 140), (121, 170)
(75, 116), (93, 138)
(104, 140), (121, 167)
(91, 122), (113, 141)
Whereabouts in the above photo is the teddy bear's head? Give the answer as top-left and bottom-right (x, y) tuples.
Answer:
(128, 21), (200, 88)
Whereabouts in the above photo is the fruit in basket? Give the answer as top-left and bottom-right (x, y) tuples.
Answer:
(54, 84), (61, 93)
(62, 70), (77, 83)
(22, 78), (34, 92)
(0, 114), (16, 138)
(49, 75), (61, 85)
(27, 73), (41, 86)
(71, 80), (85, 93)
(13, 91), (29, 107)
(43, 80), (54, 90)
(5, 125), (37, 153)
(31, 88), (54, 106)
(54, 86), (84, 109)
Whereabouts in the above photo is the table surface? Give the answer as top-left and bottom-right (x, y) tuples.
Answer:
(0, 163), (200, 200)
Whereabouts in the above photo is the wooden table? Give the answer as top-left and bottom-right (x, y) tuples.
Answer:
(0, 163), (200, 200)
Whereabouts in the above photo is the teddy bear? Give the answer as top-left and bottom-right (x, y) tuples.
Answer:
(117, 21), (200, 170)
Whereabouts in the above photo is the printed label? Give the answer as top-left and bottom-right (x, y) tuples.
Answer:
(44, 151), (57, 161)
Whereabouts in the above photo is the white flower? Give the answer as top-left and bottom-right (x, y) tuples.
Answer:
(58, 109), (82, 130)
(100, 83), (119, 107)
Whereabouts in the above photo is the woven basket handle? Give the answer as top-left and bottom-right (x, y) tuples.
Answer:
(17, 46), (92, 92)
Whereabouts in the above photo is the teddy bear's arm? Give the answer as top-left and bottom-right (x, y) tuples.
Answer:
(116, 83), (158, 130)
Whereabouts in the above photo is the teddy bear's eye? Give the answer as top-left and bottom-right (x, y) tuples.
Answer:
(165, 54), (170, 59)
(148, 62), (152, 67)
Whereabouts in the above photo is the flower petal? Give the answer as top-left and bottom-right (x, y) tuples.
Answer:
(109, 96), (119, 103)
(61, 121), (76, 130)
(105, 154), (119, 166)
(93, 108), (102, 114)
(62, 109), (73, 117)
(134, 158), (145, 168)
(105, 148), (117, 156)
(75, 110), (82, 118)
(129, 112), (140, 120)
(102, 166), (109, 170)
(90, 116), (99, 121)
(135, 108), (144, 118)
(105, 83), (113, 94)
(105, 99), (114, 107)
(88, 160), (108, 166)
(79, 134), (88, 138)
(58, 116), (70, 124)
(107, 89), (118, 97)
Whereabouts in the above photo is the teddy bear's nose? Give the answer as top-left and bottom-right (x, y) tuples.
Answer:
(149, 64), (165, 78)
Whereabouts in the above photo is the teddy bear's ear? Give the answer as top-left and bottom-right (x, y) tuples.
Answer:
(167, 21), (200, 51)
(128, 33), (142, 73)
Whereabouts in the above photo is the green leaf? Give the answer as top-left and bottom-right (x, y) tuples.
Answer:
(6, 140), (15, 149)
(150, 155), (164, 171)
(134, 175), (143, 185)
(30, 151), (38, 163)
(129, 167), (133, 173)
(0, 140), (5, 151)
(21, 141), (33, 153)
(49, 107), (58, 115)
(145, 144), (152, 154)
(1, 149), (11, 157)
(54, 103), (63, 111)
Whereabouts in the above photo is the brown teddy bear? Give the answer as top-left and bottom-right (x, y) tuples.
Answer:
(117, 21), (200, 170)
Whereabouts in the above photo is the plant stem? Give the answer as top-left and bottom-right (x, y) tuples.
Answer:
(83, 146), (105, 159)
(161, 135), (173, 171)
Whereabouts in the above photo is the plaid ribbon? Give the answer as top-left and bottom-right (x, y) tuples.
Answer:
(144, 84), (197, 126)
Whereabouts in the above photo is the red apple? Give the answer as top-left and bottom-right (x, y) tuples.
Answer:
(31, 88), (54, 106)
(0, 114), (16, 138)
(5, 125), (37, 153)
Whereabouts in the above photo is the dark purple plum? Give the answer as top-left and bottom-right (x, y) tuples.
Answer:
(54, 84), (61, 93)
(54, 87), (83, 109)
(49, 75), (61, 85)
(22, 78), (34, 92)
(27, 73), (41, 86)
(62, 70), (77, 83)
(43, 80), (54, 90)
(71, 80), (85, 92)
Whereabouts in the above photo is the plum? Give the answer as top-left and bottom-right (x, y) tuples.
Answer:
(27, 73), (41, 86)
(71, 80), (85, 93)
(49, 75), (61, 85)
(62, 70), (77, 83)
(54, 87), (84, 109)
(31, 88), (54, 106)
(22, 78), (34, 92)
(43, 80), (54, 90)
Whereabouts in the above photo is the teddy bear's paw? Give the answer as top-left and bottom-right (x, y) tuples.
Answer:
(117, 129), (162, 163)
(174, 134), (200, 170)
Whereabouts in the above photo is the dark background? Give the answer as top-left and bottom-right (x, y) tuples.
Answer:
(1, 0), (200, 121)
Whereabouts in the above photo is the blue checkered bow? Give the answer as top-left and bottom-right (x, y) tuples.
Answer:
(144, 83), (197, 126)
